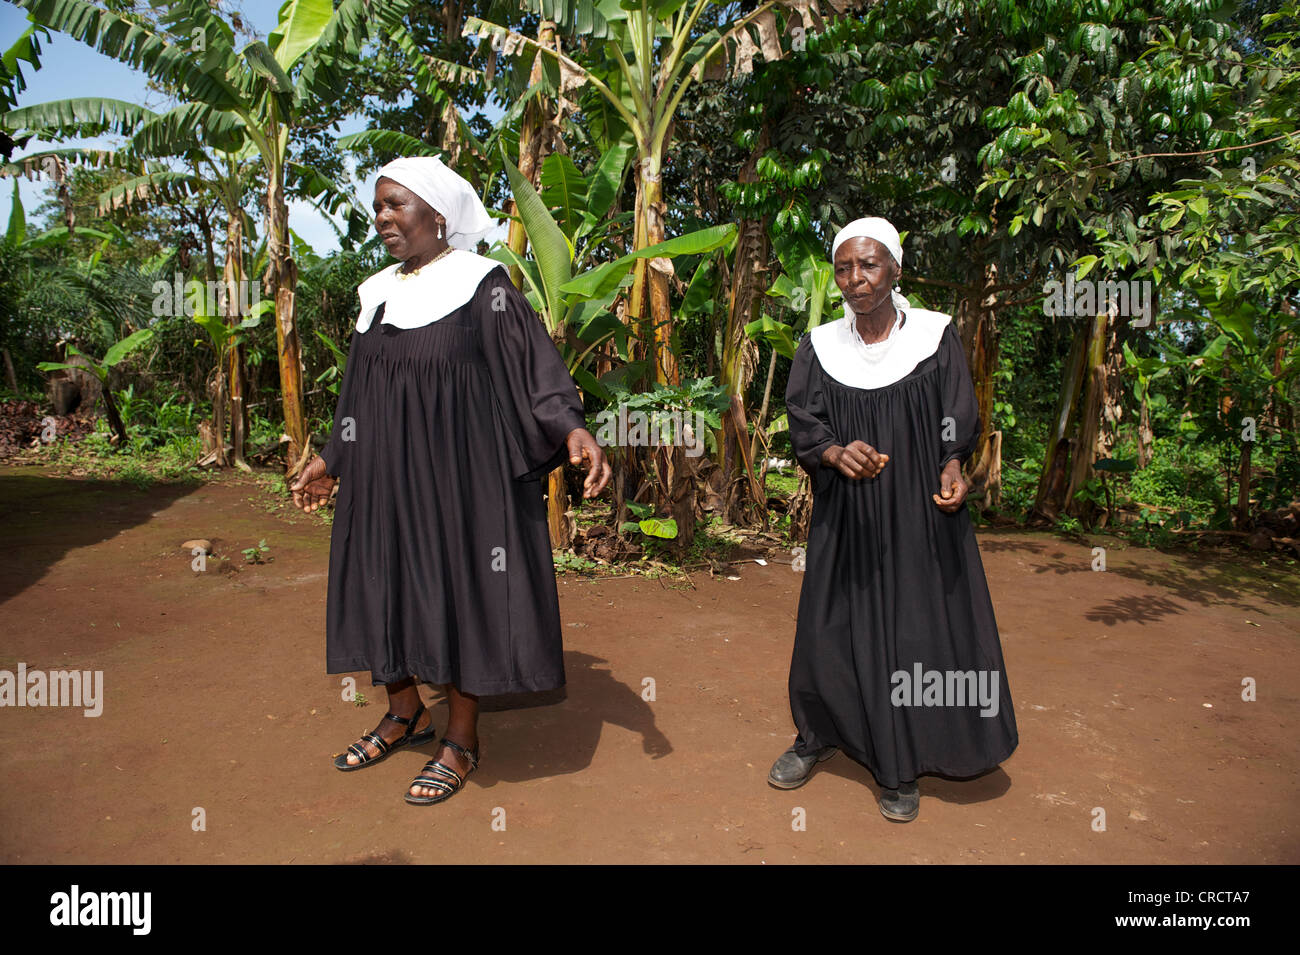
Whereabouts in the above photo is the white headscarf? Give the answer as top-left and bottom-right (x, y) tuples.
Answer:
(353, 155), (505, 332)
(830, 216), (908, 323)
(376, 155), (498, 250)
(814, 217), (954, 389)
(831, 216), (903, 267)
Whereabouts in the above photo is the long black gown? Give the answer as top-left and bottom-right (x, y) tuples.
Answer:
(318, 265), (586, 694)
(785, 317), (1018, 789)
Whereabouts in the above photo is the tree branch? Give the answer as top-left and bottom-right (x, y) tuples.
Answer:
(1088, 132), (1298, 171)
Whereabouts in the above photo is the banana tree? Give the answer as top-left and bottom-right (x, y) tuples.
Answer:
(751, 233), (840, 537)
(0, 92), (272, 466)
(14, 0), (412, 474)
(1, 21), (49, 113)
(496, 150), (735, 548)
(191, 287), (272, 467)
(464, 0), (832, 387)
(36, 329), (154, 445)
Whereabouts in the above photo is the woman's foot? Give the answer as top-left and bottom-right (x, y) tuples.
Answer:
(336, 704), (434, 768)
(408, 736), (478, 800)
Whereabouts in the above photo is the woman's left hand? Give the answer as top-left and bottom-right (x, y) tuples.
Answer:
(932, 459), (969, 512)
(566, 428), (612, 499)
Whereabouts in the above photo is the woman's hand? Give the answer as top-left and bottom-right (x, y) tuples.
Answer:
(566, 428), (612, 499)
(290, 455), (337, 512)
(823, 440), (889, 480)
(932, 459), (969, 512)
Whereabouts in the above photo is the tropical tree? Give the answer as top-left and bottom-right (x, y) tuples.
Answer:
(463, 0), (845, 386)
(13, 0), (412, 473)
(975, 0), (1279, 519)
(0, 91), (268, 465)
(499, 148), (735, 547)
(36, 329), (155, 445)
(1087, 1), (1300, 527)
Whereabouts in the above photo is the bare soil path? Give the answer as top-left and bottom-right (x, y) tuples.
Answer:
(1, 465), (1296, 864)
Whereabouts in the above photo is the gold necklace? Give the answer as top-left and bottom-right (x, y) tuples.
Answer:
(396, 245), (453, 280)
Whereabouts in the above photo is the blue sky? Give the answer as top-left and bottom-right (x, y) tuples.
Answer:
(1, 3), (498, 254)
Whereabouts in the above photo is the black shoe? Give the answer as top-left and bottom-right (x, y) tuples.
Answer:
(767, 745), (837, 790)
(878, 780), (919, 821)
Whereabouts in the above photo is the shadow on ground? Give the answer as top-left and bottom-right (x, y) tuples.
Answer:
(406, 650), (671, 787)
(0, 469), (200, 605)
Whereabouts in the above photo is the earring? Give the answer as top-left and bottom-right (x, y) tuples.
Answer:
(438, 223), (444, 239)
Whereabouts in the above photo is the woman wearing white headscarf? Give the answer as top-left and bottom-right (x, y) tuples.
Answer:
(767, 217), (1018, 821)
(290, 155), (611, 805)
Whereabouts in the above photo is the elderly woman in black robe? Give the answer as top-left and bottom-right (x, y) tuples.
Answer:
(291, 156), (610, 806)
(768, 217), (1018, 822)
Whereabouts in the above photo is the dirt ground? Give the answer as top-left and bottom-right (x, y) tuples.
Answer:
(1, 464), (1296, 864)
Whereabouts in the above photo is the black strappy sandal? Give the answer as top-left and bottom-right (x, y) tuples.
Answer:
(332, 701), (437, 772)
(404, 736), (479, 805)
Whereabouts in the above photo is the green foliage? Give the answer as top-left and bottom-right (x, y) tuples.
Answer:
(552, 550), (601, 574)
(37, 328), (155, 382)
(495, 145), (732, 401)
(1128, 439), (1230, 524)
(242, 538), (272, 564)
(602, 375), (731, 456)
(35, 415), (205, 486)
(3, 0), (1295, 555)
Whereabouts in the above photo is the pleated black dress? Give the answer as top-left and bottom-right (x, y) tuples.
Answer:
(785, 312), (1018, 789)
(318, 265), (586, 694)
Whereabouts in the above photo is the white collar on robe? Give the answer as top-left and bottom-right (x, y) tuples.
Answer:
(355, 249), (504, 332)
(810, 294), (952, 389)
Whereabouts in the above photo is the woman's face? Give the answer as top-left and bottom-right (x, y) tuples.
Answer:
(834, 236), (899, 316)
(373, 177), (443, 262)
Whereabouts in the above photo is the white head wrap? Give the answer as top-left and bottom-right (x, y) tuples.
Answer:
(376, 155), (498, 251)
(831, 216), (903, 267)
(829, 216), (908, 325)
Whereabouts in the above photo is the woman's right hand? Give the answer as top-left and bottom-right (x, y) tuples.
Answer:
(823, 440), (889, 480)
(290, 455), (337, 512)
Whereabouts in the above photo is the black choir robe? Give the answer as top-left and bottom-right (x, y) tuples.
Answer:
(319, 266), (585, 693)
(785, 309), (1019, 788)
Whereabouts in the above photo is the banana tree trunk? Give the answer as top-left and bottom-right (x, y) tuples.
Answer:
(208, 368), (229, 467)
(790, 470), (812, 542)
(658, 443), (696, 556)
(639, 153), (692, 547)
(1032, 321), (1089, 520)
(201, 209), (229, 469)
(101, 384), (128, 446)
(506, 21), (571, 549)
(264, 147), (307, 474)
(224, 214), (250, 471)
(631, 152), (676, 386)
(719, 125), (771, 524)
(955, 263), (1000, 506)
(721, 223), (768, 523)
(1064, 309), (1111, 518)
(1136, 390), (1154, 467)
(645, 173), (675, 387)
(505, 20), (556, 290)
(547, 466), (573, 547)
(1235, 441), (1253, 528)
(748, 347), (779, 487)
